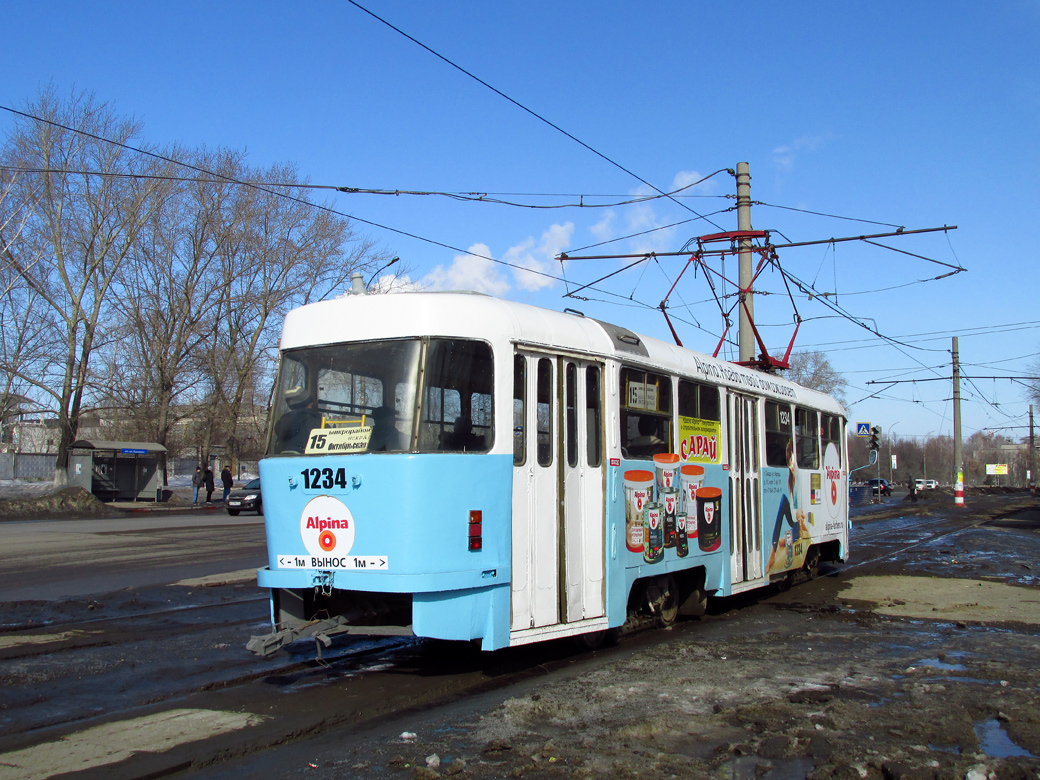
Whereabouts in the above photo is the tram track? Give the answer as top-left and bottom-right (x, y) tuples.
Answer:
(841, 493), (1036, 573)
(3, 494), (1035, 779)
(0, 595), (269, 635)
(0, 598), (423, 744)
(0, 597), (270, 660)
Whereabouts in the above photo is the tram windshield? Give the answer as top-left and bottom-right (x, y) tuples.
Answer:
(267, 338), (493, 456)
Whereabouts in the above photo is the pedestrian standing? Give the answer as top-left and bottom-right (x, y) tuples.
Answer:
(220, 466), (233, 502)
(204, 467), (215, 503)
(192, 466), (203, 505)
(907, 475), (918, 503)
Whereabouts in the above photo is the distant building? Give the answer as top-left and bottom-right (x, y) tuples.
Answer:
(0, 394), (59, 454)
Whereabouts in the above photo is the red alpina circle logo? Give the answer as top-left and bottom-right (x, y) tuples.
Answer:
(300, 495), (355, 557)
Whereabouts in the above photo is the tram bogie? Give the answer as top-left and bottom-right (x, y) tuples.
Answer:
(249, 292), (849, 656)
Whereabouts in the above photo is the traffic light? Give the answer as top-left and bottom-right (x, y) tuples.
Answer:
(869, 426), (881, 451)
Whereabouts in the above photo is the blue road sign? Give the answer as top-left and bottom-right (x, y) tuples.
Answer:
(855, 422), (871, 437)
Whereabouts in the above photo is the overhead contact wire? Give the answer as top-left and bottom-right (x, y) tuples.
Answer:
(344, 0), (727, 230)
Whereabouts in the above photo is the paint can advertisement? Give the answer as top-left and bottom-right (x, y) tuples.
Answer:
(623, 469), (655, 553)
(695, 487), (722, 552)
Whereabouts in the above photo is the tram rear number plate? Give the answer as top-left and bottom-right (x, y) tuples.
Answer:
(300, 467), (349, 490)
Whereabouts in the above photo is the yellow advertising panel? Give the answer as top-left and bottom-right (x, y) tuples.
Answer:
(677, 416), (721, 463)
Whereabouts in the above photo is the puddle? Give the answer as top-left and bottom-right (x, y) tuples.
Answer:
(916, 657), (967, 671)
(975, 718), (1035, 758)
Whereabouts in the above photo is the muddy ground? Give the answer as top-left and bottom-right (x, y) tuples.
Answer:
(230, 495), (1040, 780)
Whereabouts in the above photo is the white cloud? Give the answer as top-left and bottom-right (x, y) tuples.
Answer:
(503, 222), (573, 292)
(421, 244), (511, 296)
(772, 135), (826, 170)
(589, 211), (616, 242)
(369, 273), (423, 294)
(671, 169), (717, 195)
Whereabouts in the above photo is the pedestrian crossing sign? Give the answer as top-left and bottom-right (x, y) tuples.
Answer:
(856, 422), (871, 437)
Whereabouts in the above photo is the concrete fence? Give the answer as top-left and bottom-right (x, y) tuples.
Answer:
(0, 452), (56, 481)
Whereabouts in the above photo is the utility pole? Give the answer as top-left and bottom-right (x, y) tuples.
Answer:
(1030, 405), (1035, 495)
(953, 337), (964, 506)
(736, 162), (755, 363)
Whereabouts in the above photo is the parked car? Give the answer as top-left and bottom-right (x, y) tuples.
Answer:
(916, 479), (939, 490)
(867, 478), (892, 496)
(226, 478), (262, 516)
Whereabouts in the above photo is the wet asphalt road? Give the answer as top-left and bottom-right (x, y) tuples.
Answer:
(0, 491), (1037, 779)
(0, 510), (267, 601)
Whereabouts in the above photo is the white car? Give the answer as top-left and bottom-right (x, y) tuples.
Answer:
(915, 479), (939, 490)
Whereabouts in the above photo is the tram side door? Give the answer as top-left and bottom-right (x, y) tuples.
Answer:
(560, 358), (605, 623)
(511, 353), (605, 633)
(728, 393), (763, 584)
(511, 353), (560, 629)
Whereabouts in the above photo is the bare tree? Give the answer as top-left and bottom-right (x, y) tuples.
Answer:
(196, 162), (392, 469)
(2, 88), (396, 482)
(0, 167), (46, 429)
(98, 147), (243, 470)
(0, 87), (168, 482)
(785, 350), (847, 404)
(1025, 353), (1040, 410)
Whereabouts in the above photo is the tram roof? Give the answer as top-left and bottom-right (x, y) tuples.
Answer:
(281, 292), (845, 415)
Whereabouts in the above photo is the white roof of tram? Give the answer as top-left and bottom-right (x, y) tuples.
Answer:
(280, 291), (845, 416)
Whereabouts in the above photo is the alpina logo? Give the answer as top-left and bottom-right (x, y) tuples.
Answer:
(824, 443), (842, 520)
(300, 496), (355, 557)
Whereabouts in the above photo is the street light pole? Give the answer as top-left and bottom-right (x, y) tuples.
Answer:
(888, 421), (902, 483)
(367, 256), (400, 290)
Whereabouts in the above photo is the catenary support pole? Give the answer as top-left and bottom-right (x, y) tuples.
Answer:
(1030, 405), (1035, 495)
(953, 337), (964, 506)
(736, 162), (754, 363)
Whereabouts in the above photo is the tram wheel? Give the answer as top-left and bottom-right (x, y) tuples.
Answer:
(804, 548), (821, 579)
(653, 574), (679, 627)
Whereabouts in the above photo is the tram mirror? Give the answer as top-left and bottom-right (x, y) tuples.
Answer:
(868, 449), (878, 466)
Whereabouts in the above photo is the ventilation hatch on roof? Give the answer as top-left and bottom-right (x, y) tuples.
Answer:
(592, 320), (649, 357)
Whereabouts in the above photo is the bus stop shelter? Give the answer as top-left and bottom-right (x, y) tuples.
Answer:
(67, 440), (167, 502)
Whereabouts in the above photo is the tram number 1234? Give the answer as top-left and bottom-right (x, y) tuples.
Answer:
(300, 467), (349, 490)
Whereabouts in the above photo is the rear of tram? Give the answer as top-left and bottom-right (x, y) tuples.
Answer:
(252, 333), (514, 654)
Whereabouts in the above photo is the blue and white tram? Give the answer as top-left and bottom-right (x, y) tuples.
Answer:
(249, 291), (849, 655)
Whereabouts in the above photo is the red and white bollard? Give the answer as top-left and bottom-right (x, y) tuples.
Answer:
(954, 471), (964, 507)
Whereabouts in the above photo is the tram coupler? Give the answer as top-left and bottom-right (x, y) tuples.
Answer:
(246, 615), (352, 657)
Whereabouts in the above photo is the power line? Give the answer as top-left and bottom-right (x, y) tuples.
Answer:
(0, 103), (642, 305)
(343, 0), (727, 231)
(796, 320), (1040, 353)
(754, 201), (904, 229)
(0, 164), (732, 211)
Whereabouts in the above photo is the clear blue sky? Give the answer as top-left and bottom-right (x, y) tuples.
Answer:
(4, 1), (1038, 443)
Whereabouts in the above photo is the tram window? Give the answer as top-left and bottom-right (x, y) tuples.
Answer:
(586, 366), (602, 467)
(536, 358), (553, 467)
(421, 339), (493, 453)
(513, 355), (526, 466)
(700, 385), (720, 421)
(566, 362), (578, 467)
(620, 367), (672, 459)
(678, 379), (720, 421)
(620, 367), (671, 414)
(795, 407), (820, 469)
(822, 413), (843, 465)
(765, 401), (793, 467)
(268, 339), (421, 455)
